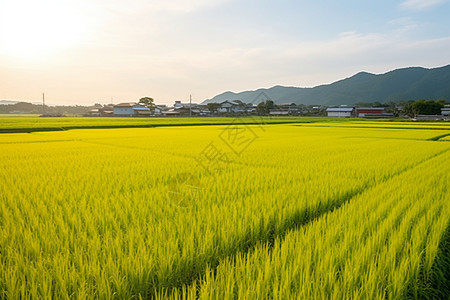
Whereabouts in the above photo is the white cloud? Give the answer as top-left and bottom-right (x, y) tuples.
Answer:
(147, 0), (232, 13)
(388, 18), (419, 34)
(400, 0), (447, 11)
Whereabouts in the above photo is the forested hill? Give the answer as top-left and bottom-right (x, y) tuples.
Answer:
(202, 64), (450, 105)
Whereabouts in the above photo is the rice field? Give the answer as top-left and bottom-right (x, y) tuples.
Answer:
(0, 116), (314, 132)
(1, 119), (449, 299)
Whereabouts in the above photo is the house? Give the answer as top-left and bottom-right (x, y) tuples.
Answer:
(113, 103), (151, 116)
(86, 108), (101, 116)
(217, 101), (245, 113)
(356, 107), (385, 118)
(101, 105), (114, 116)
(326, 107), (354, 118)
(163, 107), (196, 116)
(153, 106), (164, 116)
(133, 105), (152, 116)
(441, 107), (450, 117)
(280, 103), (298, 112)
(269, 105), (296, 116)
(280, 102), (296, 108)
(173, 100), (198, 109)
(162, 108), (181, 116)
(246, 103), (257, 114)
(85, 105), (114, 117)
(269, 109), (290, 116)
(113, 102), (136, 116)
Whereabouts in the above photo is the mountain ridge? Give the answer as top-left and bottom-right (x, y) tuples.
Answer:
(202, 65), (450, 105)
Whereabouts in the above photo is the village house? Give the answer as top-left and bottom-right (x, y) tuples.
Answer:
(113, 103), (151, 117)
(269, 109), (290, 116)
(280, 102), (299, 113)
(356, 107), (384, 118)
(86, 105), (114, 117)
(326, 107), (354, 118)
(162, 100), (204, 116)
(269, 103), (299, 116)
(217, 101), (246, 113)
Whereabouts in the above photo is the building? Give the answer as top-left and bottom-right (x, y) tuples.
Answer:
(113, 102), (136, 116)
(101, 105), (114, 116)
(326, 107), (354, 118)
(133, 106), (152, 116)
(217, 101), (246, 113)
(441, 107), (450, 117)
(269, 109), (290, 116)
(356, 107), (385, 118)
(278, 103), (299, 115)
(113, 103), (151, 116)
(173, 100), (198, 109)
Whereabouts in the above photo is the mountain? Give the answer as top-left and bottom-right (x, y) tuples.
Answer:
(0, 100), (19, 105)
(202, 65), (450, 105)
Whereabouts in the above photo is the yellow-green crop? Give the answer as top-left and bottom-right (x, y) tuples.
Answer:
(1, 121), (449, 298)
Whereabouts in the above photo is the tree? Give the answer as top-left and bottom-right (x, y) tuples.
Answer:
(384, 101), (400, 117)
(256, 102), (267, 115)
(402, 101), (418, 117)
(207, 102), (221, 113)
(411, 99), (444, 115)
(138, 97), (155, 110)
(256, 100), (275, 115)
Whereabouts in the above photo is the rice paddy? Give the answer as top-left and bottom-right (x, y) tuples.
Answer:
(0, 118), (449, 299)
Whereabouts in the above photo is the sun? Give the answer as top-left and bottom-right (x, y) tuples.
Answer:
(0, 0), (86, 60)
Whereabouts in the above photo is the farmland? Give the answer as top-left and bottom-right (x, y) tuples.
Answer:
(1, 118), (450, 299)
(0, 115), (315, 133)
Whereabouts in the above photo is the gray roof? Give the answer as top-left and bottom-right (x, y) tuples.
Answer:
(326, 107), (354, 112)
(114, 102), (137, 107)
(356, 107), (385, 111)
(133, 106), (150, 111)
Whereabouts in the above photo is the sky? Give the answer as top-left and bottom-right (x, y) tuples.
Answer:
(1, 0), (450, 105)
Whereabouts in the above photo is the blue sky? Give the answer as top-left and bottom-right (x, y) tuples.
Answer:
(1, 0), (449, 105)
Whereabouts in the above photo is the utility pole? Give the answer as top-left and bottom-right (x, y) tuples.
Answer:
(189, 94), (192, 117)
(42, 93), (45, 115)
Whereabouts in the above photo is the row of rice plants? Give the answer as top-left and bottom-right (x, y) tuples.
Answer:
(0, 116), (312, 132)
(1, 125), (449, 298)
(302, 121), (450, 131)
(166, 149), (450, 299)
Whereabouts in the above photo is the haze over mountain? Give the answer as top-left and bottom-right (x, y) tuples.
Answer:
(202, 65), (450, 106)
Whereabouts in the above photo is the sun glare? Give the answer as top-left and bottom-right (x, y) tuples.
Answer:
(0, 0), (86, 60)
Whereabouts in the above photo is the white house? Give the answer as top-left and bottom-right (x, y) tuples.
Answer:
(326, 107), (354, 118)
(114, 103), (136, 116)
(441, 107), (450, 116)
(217, 101), (245, 113)
(113, 103), (151, 116)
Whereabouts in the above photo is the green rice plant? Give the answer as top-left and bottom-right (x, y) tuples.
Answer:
(171, 149), (450, 299)
(1, 122), (449, 298)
